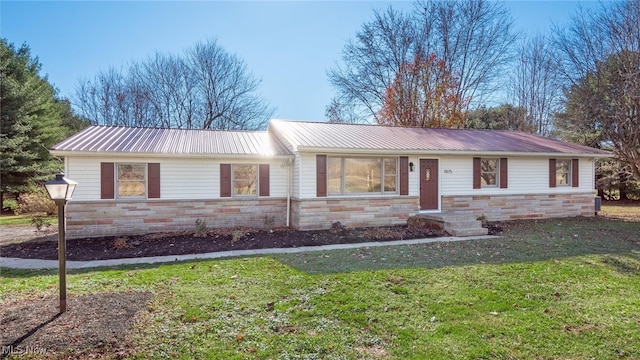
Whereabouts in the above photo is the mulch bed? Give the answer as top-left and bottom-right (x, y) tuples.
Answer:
(1, 225), (446, 261)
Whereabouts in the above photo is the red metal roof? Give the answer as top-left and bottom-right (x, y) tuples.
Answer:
(269, 120), (611, 156)
(52, 126), (292, 156)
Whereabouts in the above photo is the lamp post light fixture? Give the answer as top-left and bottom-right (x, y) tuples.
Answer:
(44, 172), (78, 313)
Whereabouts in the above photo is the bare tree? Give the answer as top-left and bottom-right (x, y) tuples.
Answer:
(509, 36), (562, 136)
(132, 53), (198, 128)
(76, 67), (148, 127)
(327, 7), (417, 124)
(75, 39), (273, 130)
(416, 0), (518, 105)
(328, 0), (517, 124)
(325, 97), (362, 123)
(188, 40), (271, 130)
(554, 0), (640, 180)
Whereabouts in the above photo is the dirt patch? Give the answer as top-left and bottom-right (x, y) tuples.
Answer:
(1, 291), (153, 359)
(600, 200), (640, 222)
(0, 225), (445, 261)
(0, 226), (56, 245)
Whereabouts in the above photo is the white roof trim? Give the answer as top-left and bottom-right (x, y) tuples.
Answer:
(50, 150), (294, 159)
(294, 146), (612, 158)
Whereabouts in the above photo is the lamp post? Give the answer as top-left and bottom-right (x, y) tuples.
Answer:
(44, 172), (77, 313)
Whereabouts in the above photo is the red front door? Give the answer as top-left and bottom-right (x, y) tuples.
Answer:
(420, 159), (439, 210)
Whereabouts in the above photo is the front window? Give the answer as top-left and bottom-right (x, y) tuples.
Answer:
(233, 164), (257, 195)
(481, 159), (499, 187)
(328, 157), (397, 195)
(117, 163), (146, 197)
(383, 158), (397, 192)
(556, 159), (571, 186)
(328, 157), (343, 194)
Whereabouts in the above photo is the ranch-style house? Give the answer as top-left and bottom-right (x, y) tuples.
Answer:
(50, 119), (610, 239)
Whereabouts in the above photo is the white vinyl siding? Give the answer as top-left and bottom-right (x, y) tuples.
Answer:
(408, 156), (420, 197)
(439, 156), (594, 196)
(299, 153), (317, 199)
(291, 153), (302, 198)
(66, 154), (596, 201)
(65, 156), (289, 201)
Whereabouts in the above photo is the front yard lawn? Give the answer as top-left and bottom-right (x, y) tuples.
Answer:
(1, 205), (639, 359)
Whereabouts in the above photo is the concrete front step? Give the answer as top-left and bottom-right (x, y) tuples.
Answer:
(409, 212), (488, 237)
(443, 221), (483, 229)
(418, 214), (479, 222)
(447, 227), (489, 237)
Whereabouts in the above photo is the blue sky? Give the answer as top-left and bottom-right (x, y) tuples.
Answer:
(2, 1), (600, 122)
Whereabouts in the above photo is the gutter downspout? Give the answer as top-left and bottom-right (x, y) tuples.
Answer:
(282, 158), (293, 227)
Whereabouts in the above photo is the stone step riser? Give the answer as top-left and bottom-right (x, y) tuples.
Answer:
(443, 221), (483, 228)
(448, 228), (489, 237)
(418, 215), (483, 223)
(409, 213), (488, 237)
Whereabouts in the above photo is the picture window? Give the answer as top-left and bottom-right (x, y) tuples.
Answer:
(327, 157), (398, 195)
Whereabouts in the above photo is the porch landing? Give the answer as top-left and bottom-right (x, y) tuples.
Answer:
(409, 212), (488, 237)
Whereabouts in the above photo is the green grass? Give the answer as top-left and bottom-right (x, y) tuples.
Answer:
(2, 213), (640, 359)
(0, 215), (55, 226)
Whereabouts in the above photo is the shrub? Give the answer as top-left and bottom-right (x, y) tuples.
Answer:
(31, 215), (52, 234)
(113, 237), (132, 250)
(195, 218), (208, 237)
(16, 188), (57, 215)
(2, 198), (18, 213)
(232, 230), (245, 242)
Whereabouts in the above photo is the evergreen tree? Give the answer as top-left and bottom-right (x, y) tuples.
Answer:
(0, 39), (85, 199)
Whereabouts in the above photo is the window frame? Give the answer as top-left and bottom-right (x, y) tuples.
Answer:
(116, 163), (147, 199)
(383, 157), (398, 193)
(556, 159), (571, 187)
(480, 158), (499, 188)
(327, 156), (399, 196)
(232, 164), (259, 197)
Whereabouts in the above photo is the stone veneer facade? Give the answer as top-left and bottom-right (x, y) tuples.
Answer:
(441, 192), (596, 220)
(65, 193), (595, 238)
(291, 196), (420, 230)
(65, 198), (287, 239)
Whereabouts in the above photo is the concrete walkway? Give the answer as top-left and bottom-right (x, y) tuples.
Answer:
(0, 235), (498, 270)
